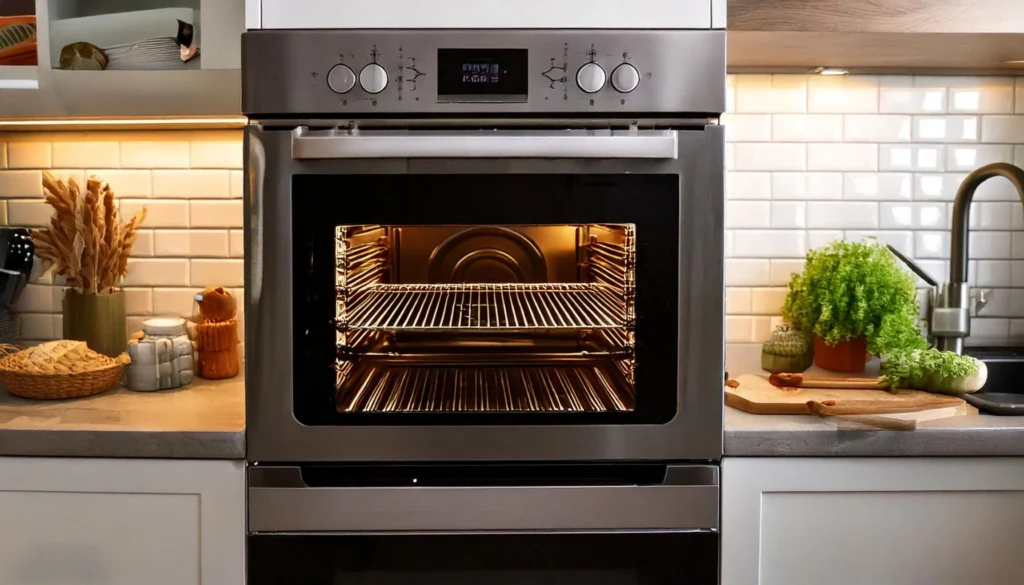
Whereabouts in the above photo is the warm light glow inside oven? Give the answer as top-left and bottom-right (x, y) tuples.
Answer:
(333, 224), (637, 414)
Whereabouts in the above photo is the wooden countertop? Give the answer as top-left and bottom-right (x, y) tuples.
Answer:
(0, 374), (245, 459)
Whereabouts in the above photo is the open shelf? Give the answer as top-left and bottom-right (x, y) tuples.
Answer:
(341, 283), (626, 332)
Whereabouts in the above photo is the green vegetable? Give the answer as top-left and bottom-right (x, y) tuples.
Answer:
(882, 348), (986, 394)
(782, 240), (926, 355)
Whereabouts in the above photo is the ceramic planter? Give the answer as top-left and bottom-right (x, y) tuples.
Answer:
(813, 336), (868, 374)
(63, 289), (127, 358)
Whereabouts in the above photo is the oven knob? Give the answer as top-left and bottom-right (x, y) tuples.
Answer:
(327, 63), (356, 94)
(611, 63), (640, 93)
(359, 63), (389, 94)
(576, 62), (607, 94)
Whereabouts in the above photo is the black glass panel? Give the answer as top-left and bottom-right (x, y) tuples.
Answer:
(292, 174), (680, 426)
(249, 532), (717, 585)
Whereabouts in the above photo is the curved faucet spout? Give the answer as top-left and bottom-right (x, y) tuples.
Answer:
(950, 163), (1024, 284)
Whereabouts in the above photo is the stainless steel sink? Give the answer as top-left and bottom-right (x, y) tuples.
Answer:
(962, 347), (1024, 414)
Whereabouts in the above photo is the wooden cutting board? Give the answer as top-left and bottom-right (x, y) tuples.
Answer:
(726, 374), (970, 417)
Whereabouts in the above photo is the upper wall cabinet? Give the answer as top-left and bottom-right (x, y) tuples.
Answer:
(0, 0), (243, 118)
(728, 0), (1024, 73)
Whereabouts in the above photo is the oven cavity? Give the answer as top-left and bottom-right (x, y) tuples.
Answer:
(334, 224), (636, 414)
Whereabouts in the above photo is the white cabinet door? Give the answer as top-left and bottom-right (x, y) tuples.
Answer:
(723, 458), (1024, 585)
(0, 458), (244, 585)
(253, 0), (715, 29)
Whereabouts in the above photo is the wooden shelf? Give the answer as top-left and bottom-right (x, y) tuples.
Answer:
(728, 0), (1024, 74)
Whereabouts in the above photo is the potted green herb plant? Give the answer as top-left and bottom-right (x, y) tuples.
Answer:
(782, 240), (926, 373)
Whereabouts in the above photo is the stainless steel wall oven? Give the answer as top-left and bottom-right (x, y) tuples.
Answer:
(245, 30), (725, 463)
(244, 26), (724, 584)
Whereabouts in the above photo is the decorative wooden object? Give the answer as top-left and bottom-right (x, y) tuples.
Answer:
(196, 286), (239, 380)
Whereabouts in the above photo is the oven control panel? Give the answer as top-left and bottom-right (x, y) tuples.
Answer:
(243, 30), (725, 116)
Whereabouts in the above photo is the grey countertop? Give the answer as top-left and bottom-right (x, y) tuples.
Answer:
(0, 374), (244, 459)
(725, 406), (1024, 457)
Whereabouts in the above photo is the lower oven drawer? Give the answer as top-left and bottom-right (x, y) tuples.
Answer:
(248, 465), (719, 533)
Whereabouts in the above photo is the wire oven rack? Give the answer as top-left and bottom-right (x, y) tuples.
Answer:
(336, 361), (636, 413)
(341, 283), (626, 331)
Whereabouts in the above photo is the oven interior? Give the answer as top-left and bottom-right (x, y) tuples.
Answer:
(335, 223), (636, 414)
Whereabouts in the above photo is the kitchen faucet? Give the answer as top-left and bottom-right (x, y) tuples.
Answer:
(934, 163), (1024, 353)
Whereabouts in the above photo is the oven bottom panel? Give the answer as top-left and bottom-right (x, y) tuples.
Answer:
(248, 532), (719, 585)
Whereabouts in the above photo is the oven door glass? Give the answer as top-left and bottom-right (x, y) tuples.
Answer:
(249, 531), (717, 585)
(291, 174), (679, 426)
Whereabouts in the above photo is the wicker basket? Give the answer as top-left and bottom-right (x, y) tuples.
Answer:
(0, 353), (129, 400)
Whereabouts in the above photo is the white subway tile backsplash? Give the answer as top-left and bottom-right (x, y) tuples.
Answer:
(190, 230), (231, 258)
(190, 141), (244, 169)
(843, 115), (911, 142)
(123, 259), (190, 287)
(981, 116), (1024, 143)
(153, 230), (190, 256)
(8, 200), (51, 226)
(734, 143), (806, 171)
(843, 173), (912, 200)
(946, 144), (1013, 171)
(769, 259), (805, 286)
(124, 288), (153, 315)
(772, 114), (843, 142)
(190, 200), (243, 228)
(879, 76), (946, 114)
(752, 317), (773, 342)
(191, 259), (244, 287)
(845, 231), (914, 256)
(807, 201), (878, 229)
(735, 74), (807, 114)
(727, 75), (736, 113)
(230, 170), (244, 198)
(120, 199), (189, 228)
(971, 318), (1010, 338)
(726, 316), (754, 342)
(970, 232), (1012, 259)
(879, 202), (946, 229)
(88, 170), (151, 197)
(806, 230), (843, 249)
(808, 75), (879, 113)
(751, 288), (787, 314)
(947, 77), (1014, 114)
(806, 144), (878, 172)
(7, 143), (51, 168)
(913, 173), (965, 200)
(726, 288), (751, 314)
(771, 172), (842, 200)
(723, 114), (772, 142)
(725, 144), (734, 171)
(1016, 79), (1024, 114)
(726, 201), (770, 229)
(974, 202), (1014, 230)
(733, 230), (807, 258)
(915, 232), (950, 258)
(21, 314), (53, 340)
(120, 142), (190, 169)
(879, 145), (944, 171)
(152, 288), (197, 317)
(913, 116), (979, 143)
(1012, 233), (1024, 259)
(52, 142), (119, 168)
(152, 170), (231, 198)
(978, 261), (1013, 287)
(132, 230), (154, 257)
(725, 259), (771, 286)
(978, 289), (1013, 317)
(770, 201), (806, 228)
(727, 172), (771, 200)
(0, 170), (43, 198)
(0, 143), (6, 168)
(13, 284), (53, 313)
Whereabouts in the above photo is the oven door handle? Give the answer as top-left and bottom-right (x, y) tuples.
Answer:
(290, 127), (679, 160)
(246, 127), (267, 336)
(248, 466), (719, 532)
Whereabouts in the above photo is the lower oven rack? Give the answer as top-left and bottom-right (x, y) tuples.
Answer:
(336, 359), (636, 413)
(339, 283), (626, 332)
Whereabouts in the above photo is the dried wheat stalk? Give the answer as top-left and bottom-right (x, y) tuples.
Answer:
(31, 172), (147, 294)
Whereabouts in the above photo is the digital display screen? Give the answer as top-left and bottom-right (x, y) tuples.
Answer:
(437, 48), (529, 100)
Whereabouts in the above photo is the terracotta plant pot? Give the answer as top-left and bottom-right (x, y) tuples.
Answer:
(63, 289), (127, 358)
(813, 336), (868, 373)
